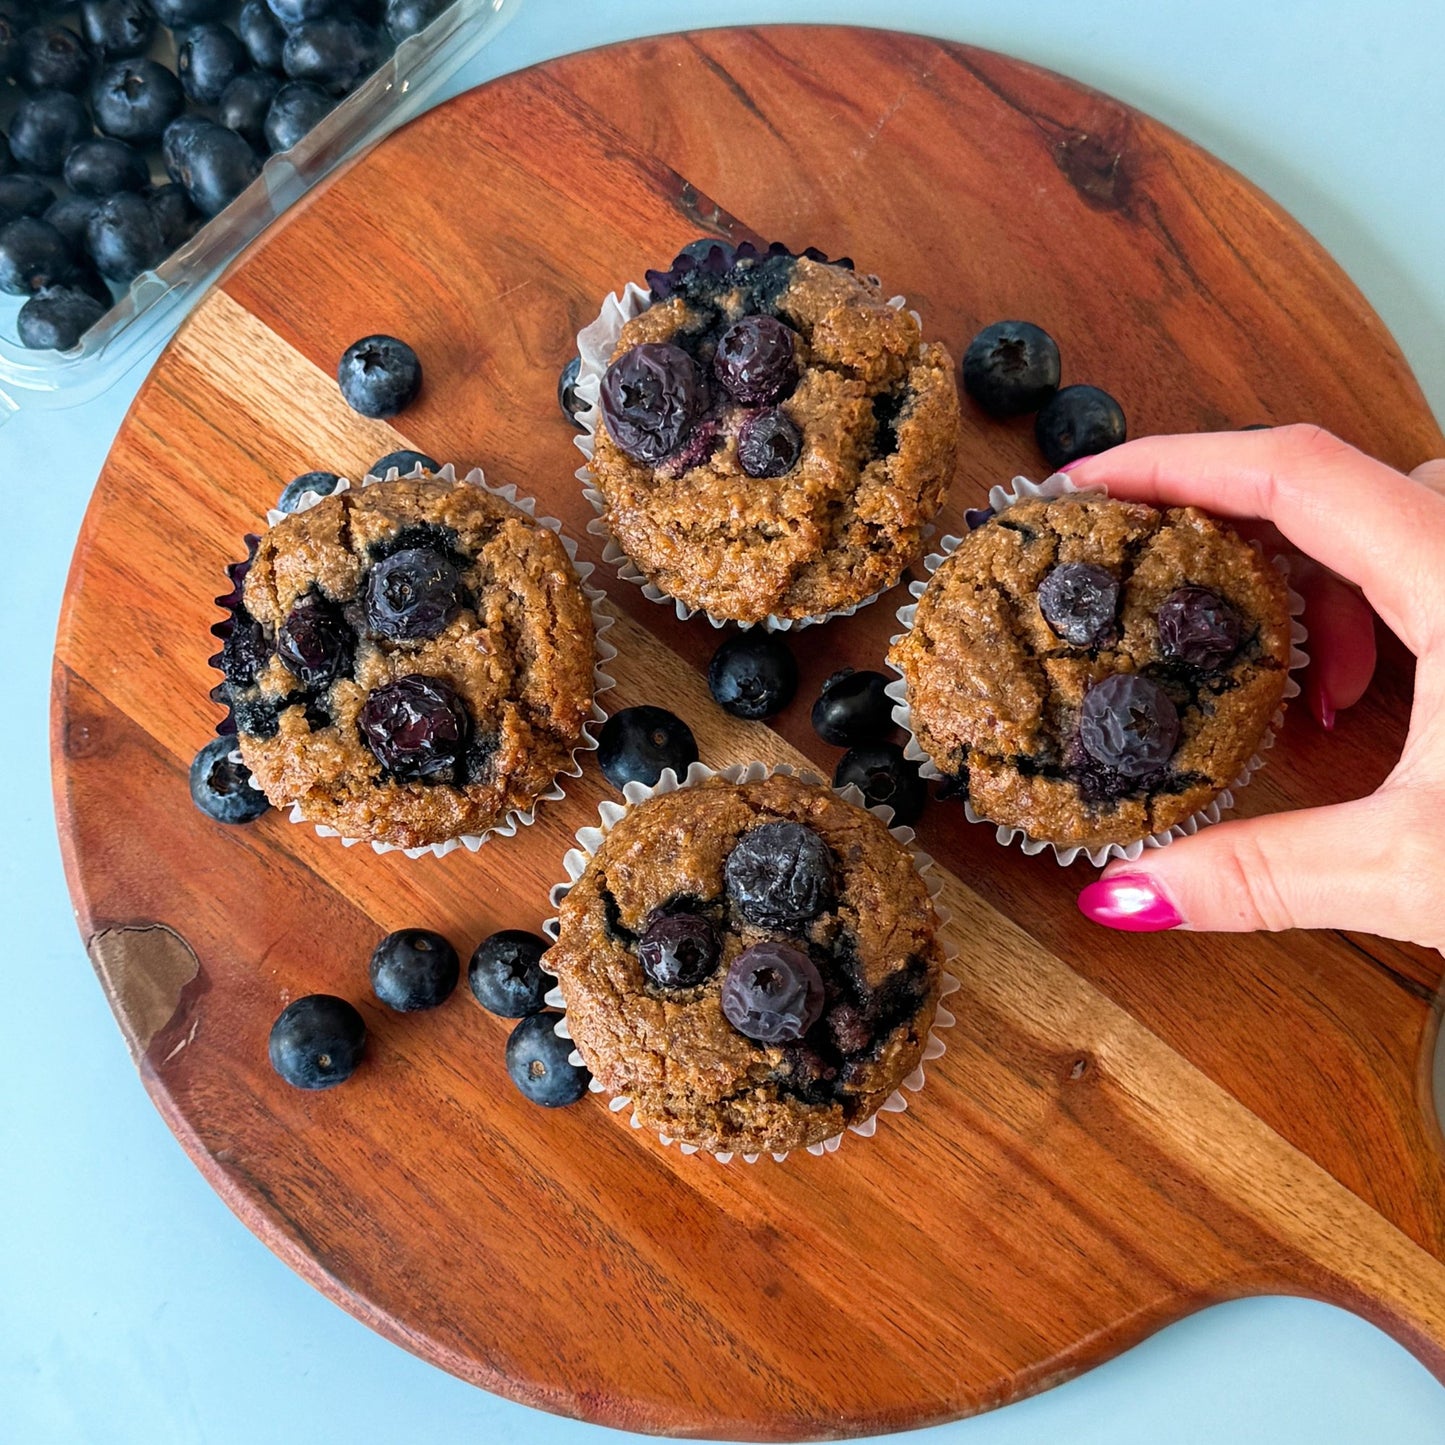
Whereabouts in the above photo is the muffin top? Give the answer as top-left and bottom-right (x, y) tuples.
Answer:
(548, 773), (945, 1156)
(888, 494), (1293, 849)
(587, 242), (960, 624)
(213, 476), (597, 849)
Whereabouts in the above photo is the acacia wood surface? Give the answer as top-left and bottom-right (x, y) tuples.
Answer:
(52, 27), (1445, 1440)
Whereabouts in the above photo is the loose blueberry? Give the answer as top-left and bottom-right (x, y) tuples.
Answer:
(358, 674), (470, 779)
(263, 80), (333, 151)
(277, 469), (341, 512)
(276, 592), (352, 688)
(161, 113), (212, 182)
(1035, 384), (1127, 469)
(238, 0), (285, 70)
(219, 71), (282, 151)
(1078, 674), (1180, 779)
(833, 742), (925, 825)
(369, 448), (436, 477)
(19, 24), (91, 93)
(10, 90), (92, 175)
(962, 320), (1061, 418)
(724, 820), (835, 927)
(720, 941), (824, 1045)
(178, 23), (251, 106)
(268, 994), (365, 1090)
(189, 736), (270, 823)
(1038, 562), (1119, 647)
(180, 124), (261, 217)
(468, 929), (551, 1018)
(92, 60), (185, 145)
(146, 182), (199, 250)
(811, 668), (893, 745)
(282, 17), (380, 94)
(596, 705), (698, 791)
(80, 0), (154, 58)
(557, 353), (584, 427)
(599, 342), (706, 464)
(0, 219), (73, 295)
(16, 283), (106, 349)
(369, 928), (458, 1012)
(737, 407), (802, 479)
(383, 0), (447, 41)
(1157, 585), (1243, 669)
(505, 1012), (590, 1107)
(713, 314), (798, 405)
(86, 191), (164, 282)
(365, 546), (463, 641)
(337, 333), (422, 418)
(707, 630), (797, 720)
(637, 912), (719, 990)
(150, 0), (226, 24)
(0, 174), (53, 226)
(63, 138), (149, 198)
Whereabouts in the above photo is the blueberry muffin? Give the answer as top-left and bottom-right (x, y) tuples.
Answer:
(586, 240), (961, 625)
(210, 476), (598, 849)
(547, 773), (945, 1156)
(888, 494), (1293, 850)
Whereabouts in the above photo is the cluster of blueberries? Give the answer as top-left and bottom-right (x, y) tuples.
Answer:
(0, 0), (450, 350)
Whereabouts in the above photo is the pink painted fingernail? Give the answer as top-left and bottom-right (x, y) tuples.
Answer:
(1307, 673), (1336, 731)
(1077, 874), (1183, 931)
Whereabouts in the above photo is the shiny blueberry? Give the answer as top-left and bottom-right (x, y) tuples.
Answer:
(63, 138), (149, 198)
(10, 90), (92, 175)
(80, 0), (154, 58)
(505, 1012), (590, 1107)
(384, 0), (448, 42)
(146, 182), (199, 250)
(1078, 674), (1180, 779)
(276, 592), (353, 687)
(178, 23), (251, 106)
(277, 469), (341, 512)
(268, 994), (366, 1090)
(713, 314), (798, 405)
(599, 342), (706, 464)
(44, 195), (101, 258)
(238, 0), (285, 70)
(1157, 585), (1243, 669)
(17, 283), (107, 350)
(0, 175), (55, 226)
(707, 630), (797, 720)
(86, 192), (165, 282)
(92, 60), (186, 145)
(468, 929), (551, 1018)
(720, 941), (824, 1045)
(369, 928), (459, 1012)
(811, 668), (893, 746)
(219, 72), (282, 151)
(1038, 562), (1119, 647)
(161, 114), (211, 183)
(962, 320), (1061, 419)
(150, 0), (226, 23)
(19, 25), (92, 93)
(264, 81), (333, 151)
(1035, 384), (1127, 469)
(220, 608), (271, 686)
(365, 546), (464, 641)
(0, 219), (73, 296)
(833, 742), (925, 825)
(282, 18), (381, 94)
(964, 505), (995, 530)
(189, 736), (270, 823)
(737, 407), (802, 479)
(637, 913), (719, 990)
(358, 674), (471, 780)
(181, 124), (261, 218)
(370, 448), (436, 477)
(338, 333), (422, 418)
(596, 705), (698, 791)
(557, 354), (584, 427)
(724, 821), (835, 927)
(265, 0), (346, 28)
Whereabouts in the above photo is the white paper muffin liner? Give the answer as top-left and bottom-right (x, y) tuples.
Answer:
(885, 472), (1310, 867)
(539, 759), (960, 1163)
(226, 463), (617, 859)
(571, 279), (927, 632)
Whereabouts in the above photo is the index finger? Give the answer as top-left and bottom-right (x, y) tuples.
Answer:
(1064, 424), (1445, 655)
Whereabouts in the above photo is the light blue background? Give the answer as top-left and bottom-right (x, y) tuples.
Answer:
(4, 1), (1444, 1441)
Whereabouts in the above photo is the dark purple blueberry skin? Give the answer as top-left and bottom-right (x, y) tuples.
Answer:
(369, 928), (459, 1012)
(162, 113), (213, 183)
(369, 448), (436, 477)
(0, 218), (74, 296)
(468, 930), (551, 1018)
(189, 736), (270, 823)
(810, 668), (893, 746)
(146, 181), (199, 250)
(557, 353), (584, 427)
(358, 674), (471, 780)
(281, 17), (381, 95)
(63, 137), (150, 198)
(219, 71), (283, 151)
(737, 407), (802, 479)
(337, 333), (421, 418)
(364, 546), (464, 641)
(86, 191), (165, 283)
(0, 7), (26, 82)
(637, 913), (719, 990)
(178, 23), (251, 106)
(268, 994), (366, 1090)
(707, 630), (797, 720)
(720, 941), (824, 1045)
(596, 705), (698, 792)
(598, 342), (706, 464)
(44, 194), (102, 257)
(150, 0), (227, 24)
(16, 283), (108, 349)
(1035, 384), (1127, 470)
(504, 1012), (590, 1107)
(961, 320), (1061, 418)
(180, 124), (262, 217)
(713, 314), (798, 405)
(80, 0), (155, 58)
(833, 742), (925, 826)
(263, 79), (333, 152)
(0, 175), (56, 226)
(1157, 586), (1244, 669)
(1078, 674), (1180, 779)
(19, 24), (92, 93)
(238, 0), (285, 70)
(265, 0), (347, 29)
(276, 469), (341, 512)
(9, 90), (93, 175)
(1037, 562), (1119, 647)
(724, 820), (835, 928)
(384, 0), (448, 42)
(275, 592), (353, 688)
(964, 505), (995, 530)
(92, 60), (186, 145)
(220, 609), (271, 685)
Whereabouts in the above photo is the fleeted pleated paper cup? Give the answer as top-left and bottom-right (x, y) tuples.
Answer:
(886, 472), (1309, 868)
(211, 463), (617, 859)
(539, 759), (959, 1164)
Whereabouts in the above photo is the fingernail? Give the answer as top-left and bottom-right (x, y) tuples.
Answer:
(1307, 673), (1336, 731)
(1077, 873), (1183, 931)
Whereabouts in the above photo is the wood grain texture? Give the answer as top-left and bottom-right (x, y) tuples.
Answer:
(52, 28), (1445, 1440)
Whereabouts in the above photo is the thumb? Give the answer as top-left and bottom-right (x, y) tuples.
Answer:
(1077, 792), (1443, 950)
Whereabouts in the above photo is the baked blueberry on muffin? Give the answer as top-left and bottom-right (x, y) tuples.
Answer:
(547, 773), (945, 1156)
(585, 240), (961, 625)
(210, 475), (598, 850)
(888, 494), (1293, 851)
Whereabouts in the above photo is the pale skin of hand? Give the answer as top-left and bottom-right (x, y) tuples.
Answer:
(1068, 424), (1445, 954)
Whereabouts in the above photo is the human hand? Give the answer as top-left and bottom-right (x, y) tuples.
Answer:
(1070, 424), (1445, 953)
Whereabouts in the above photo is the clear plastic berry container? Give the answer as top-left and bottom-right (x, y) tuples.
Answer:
(0, 0), (519, 420)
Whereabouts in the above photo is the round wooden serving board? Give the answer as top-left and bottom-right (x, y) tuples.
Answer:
(52, 26), (1445, 1441)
